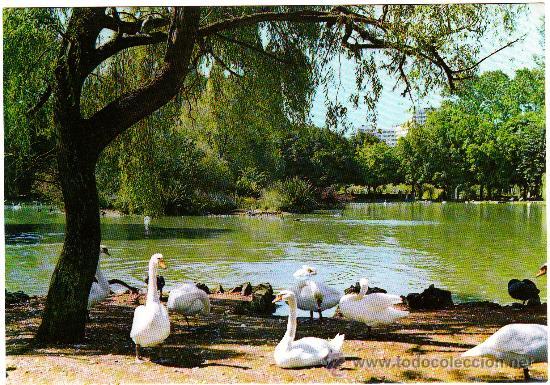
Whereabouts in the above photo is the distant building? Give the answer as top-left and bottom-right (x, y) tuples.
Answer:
(357, 124), (409, 147)
(413, 107), (434, 126)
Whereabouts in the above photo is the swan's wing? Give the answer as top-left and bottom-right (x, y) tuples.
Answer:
(130, 305), (153, 338)
(462, 324), (548, 367)
(465, 324), (547, 358)
(168, 289), (208, 313)
(288, 337), (332, 364)
(362, 293), (402, 309)
(88, 282), (108, 308)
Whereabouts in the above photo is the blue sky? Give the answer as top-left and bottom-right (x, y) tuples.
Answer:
(309, 4), (545, 130)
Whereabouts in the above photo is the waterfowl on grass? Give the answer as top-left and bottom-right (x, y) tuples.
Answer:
(167, 282), (210, 325)
(461, 323), (547, 381)
(273, 290), (345, 368)
(130, 253), (170, 363)
(508, 279), (540, 304)
(338, 278), (408, 331)
(290, 265), (341, 320)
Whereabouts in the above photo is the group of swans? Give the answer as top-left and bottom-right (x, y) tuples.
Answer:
(87, 248), (210, 362)
(91, 252), (548, 378)
(273, 265), (409, 368)
(289, 265), (408, 327)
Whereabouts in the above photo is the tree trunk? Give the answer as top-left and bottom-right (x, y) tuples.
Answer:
(35, 7), (201, 343)
(36, 130), (101, 343)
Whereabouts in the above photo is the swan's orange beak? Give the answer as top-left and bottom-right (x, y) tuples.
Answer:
(158, 259), (167, 269)
(272, 294), (284, 303)
(536, 266), (547, 277)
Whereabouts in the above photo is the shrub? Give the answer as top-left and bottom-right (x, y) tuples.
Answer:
(235, 167), (266, 197)
(260, 177), (317, 213)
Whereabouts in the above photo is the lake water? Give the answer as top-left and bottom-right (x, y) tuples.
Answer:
(5, 202), (547, 316)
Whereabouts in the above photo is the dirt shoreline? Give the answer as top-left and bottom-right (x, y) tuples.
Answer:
(6, 293), (547, 383)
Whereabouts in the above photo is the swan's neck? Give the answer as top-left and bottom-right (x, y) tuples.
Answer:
(147, 262), (159, 304)
(282, 298), (297, 346)
(95, 266), (109, 290)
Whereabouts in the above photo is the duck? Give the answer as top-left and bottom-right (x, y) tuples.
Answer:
(290, 265), (341, 320)
(536, 263), (547, 277)
(273, 290), (345, 368)
(130, 253), (170, 363)
(87, 245), (111, 309)
(461, 323), (547, 380)
(508, 279), (540, 304)
(167, 282), (210, 325)
(144, 274), (166, 300)
(338, 278), (408, 331)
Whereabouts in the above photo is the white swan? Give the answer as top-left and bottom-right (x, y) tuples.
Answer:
(273, 290), (345, 368)
(461, 323), (548, 380)
(290, 265), (341, 320)
(167, 282), (210, 324)
(144, 216), (151, 235)
(130, 253), (170, 362)
(293, 265), (317, 279)
(87, 246), (111, 309)
(339, 278), (409, 330)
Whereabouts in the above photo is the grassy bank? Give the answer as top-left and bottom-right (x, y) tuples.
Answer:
(6, 293), (547, 383)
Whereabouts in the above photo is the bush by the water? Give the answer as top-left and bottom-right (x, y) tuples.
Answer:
(259, 177), (317, 213)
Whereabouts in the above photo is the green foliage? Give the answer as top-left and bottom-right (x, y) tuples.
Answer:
(278, 125), (359, 187)
(4, 5), (535, 211)
(356, 141), (401, 189)
(260, 177), (317, 213)
(235, 167), (267, 197)
(3, 8), (61, 199)
(396, 67), (545, 200)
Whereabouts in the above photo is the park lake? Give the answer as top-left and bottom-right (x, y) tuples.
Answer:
(5, 201), (546, 313)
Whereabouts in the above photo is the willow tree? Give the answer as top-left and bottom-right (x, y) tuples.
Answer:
(22, 5), (520, 342)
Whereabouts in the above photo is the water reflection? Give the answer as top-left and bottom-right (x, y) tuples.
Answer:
(5, 202), (546, 315)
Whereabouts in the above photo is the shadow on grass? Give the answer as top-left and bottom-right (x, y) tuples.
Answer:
(5, 295), (547, 375)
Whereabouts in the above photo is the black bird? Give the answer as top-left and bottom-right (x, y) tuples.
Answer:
(508, 279), (540, 304)
(144, 274), (165, 300)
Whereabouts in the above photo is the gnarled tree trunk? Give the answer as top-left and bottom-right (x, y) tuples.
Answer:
(36, 6), (201, 343)
(37, 135), (101, 342)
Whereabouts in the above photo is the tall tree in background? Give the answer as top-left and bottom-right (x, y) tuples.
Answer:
(6, 5), (521, 342)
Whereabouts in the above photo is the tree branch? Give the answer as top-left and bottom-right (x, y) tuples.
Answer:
(27, 84), (53, 116)
(199, 9), (382, 37)
(88, 32), (168, 75)
(214, 33), (291, 65)
(87, 7), (201, 152)
(207, 46), (243, 77)
(452, 36), (523, 74)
